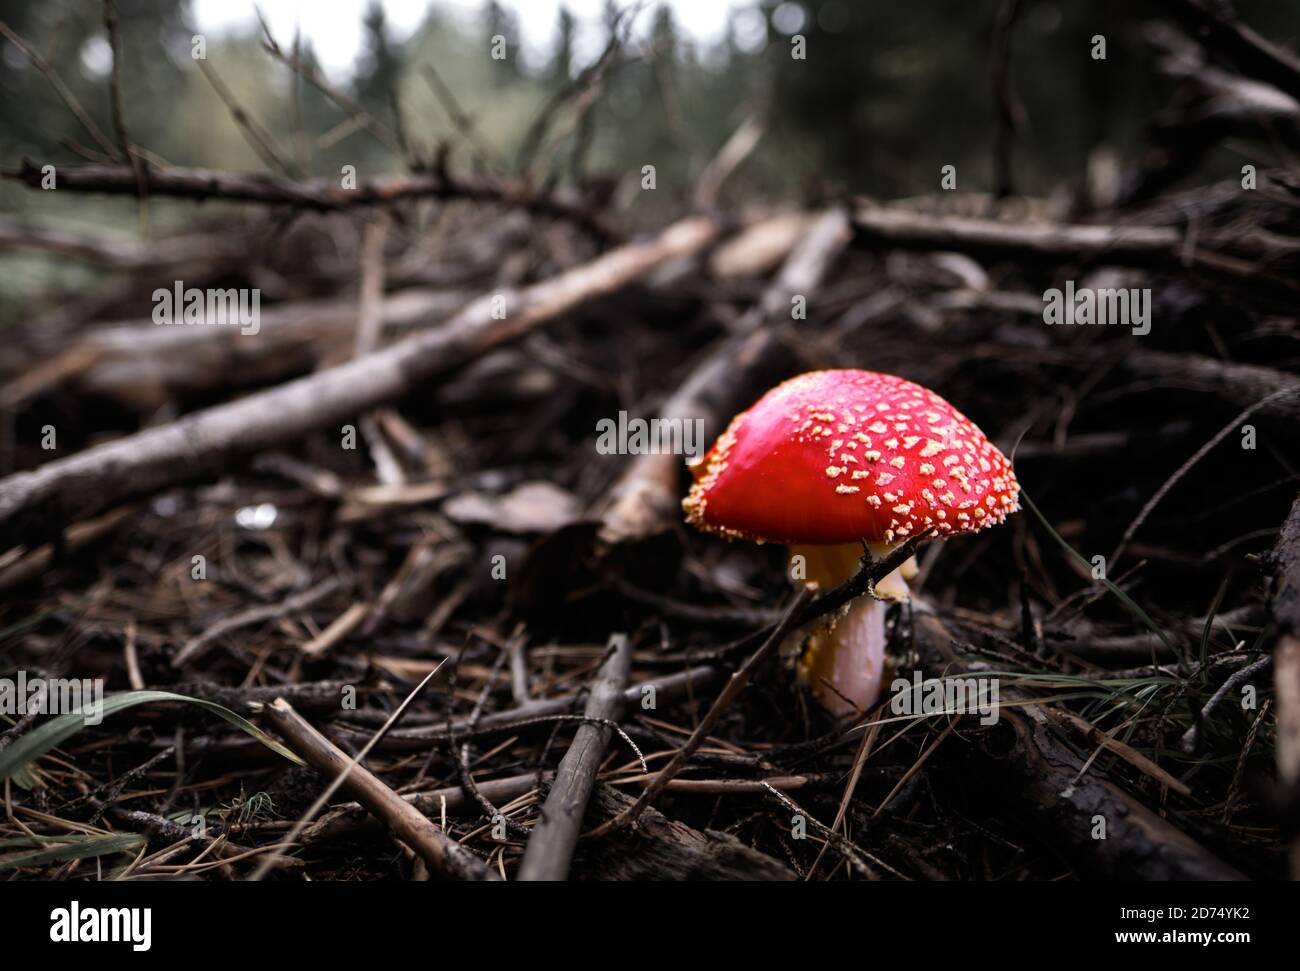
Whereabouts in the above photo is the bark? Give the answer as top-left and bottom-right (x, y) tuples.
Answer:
(572, 785), (795, 881)
(973, 704), (1246, 880)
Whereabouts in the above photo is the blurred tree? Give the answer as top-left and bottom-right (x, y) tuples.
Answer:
(483, 0), (521, 86)
(549, 5), (577, 84)
(355, 1), (408, 158)
(357, 2), (404, 110)
(4, 0), (1299, 221)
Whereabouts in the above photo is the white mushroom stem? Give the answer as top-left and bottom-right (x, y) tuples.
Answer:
(787, 542), (917, 717)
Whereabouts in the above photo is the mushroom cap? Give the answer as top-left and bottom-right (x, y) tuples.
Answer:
(683, 369), (1020, 545)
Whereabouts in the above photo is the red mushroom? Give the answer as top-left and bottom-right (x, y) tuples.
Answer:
(683, 369), (1020, 716)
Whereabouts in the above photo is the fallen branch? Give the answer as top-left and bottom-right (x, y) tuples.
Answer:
(0, 218), (247, 269)
(0, 217), (716, 548)
(2, 160), (623, 242)
(1119, 349), (1300, 422)
(851, 202), (1299, 290)
(54, 288), (476, 406)
(693, 113), (765, 210)
(913, 614), (1245, 879)
(1178, 653), (1274, 755)
(1160, 0), (1300, 106)
(303, 772), (549, 844)
(978, 704), (1245, 879)
(262, 697), (497, 881)
(597, 207), (850, 544)
(576, 785), (794, 880)
(518, 633), (632, 880)
(167, 679), (358, 712)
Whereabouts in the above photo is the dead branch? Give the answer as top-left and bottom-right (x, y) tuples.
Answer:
(193, 57), (297, 177)
(693, 113), (765, 210)
(304, 770), (821, 845)
(421, 64), (503, 169)
(851, 202), (1299, 289)
(0, 217), (716, 548)
(2, 160), (623, 241)
(913, 613), (1245, 879)
(302, 772), (548, 844)
(1276, 634), (1300, 878)
(576, 785), (794, 880)
(0, 218), (248, 270)
(262, 698), (497, 880)
(1159, 0), (1300, 105)
(1273, 492), (1300, 638)
(518, 633), (632, 880)
(597, 208), (850, 544)
(1120, 349), (1300, 420)
(514, 6), (638, 176)
(977, 705), (1246, 879)
(168, 679), (357, 712)
(256, 12), (404, 160)
(43, 288), (475, 407)
(1179, 653), (1274, 754)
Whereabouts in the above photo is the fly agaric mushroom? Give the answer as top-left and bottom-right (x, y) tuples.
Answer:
(683, 369), (1020, 716)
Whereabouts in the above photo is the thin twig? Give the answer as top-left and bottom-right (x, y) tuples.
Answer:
(519, 633), (632, 880)
(255, 7), (404, 159)
(590, 532), (931, 836)
(193, 56), (297, 177)
(1179, 653), (1274, 754)
(0, 20), (121, 161)
(1111, 386), (1300, 564)
(251, 660), (496, 881)
(172, 577), (344, 667)
(584, 586), (816, 837)
(101, 0), (148, 218)
(421, 64), (503, 170)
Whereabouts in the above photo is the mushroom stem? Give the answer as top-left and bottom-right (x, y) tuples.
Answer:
(788, 542), (914, 717)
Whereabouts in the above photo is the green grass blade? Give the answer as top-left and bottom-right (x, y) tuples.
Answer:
(0, 833), (145, 871)
(1200, 577), (1230, 674)
(1021, 490), (1175, 654)
(0, 689), (303, 786)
